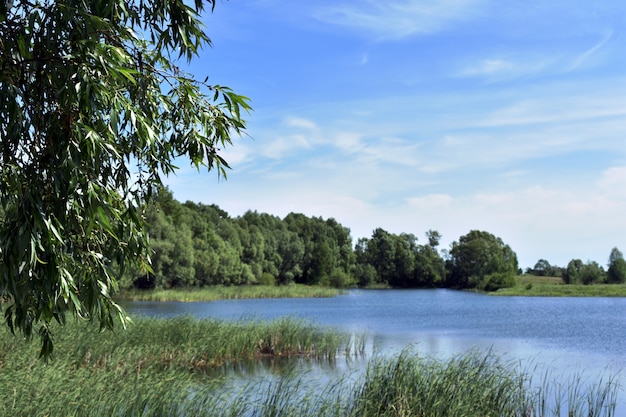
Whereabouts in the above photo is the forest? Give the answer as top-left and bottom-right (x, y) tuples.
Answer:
(126, 188), (626, 292)
(121, 189), (518, 291)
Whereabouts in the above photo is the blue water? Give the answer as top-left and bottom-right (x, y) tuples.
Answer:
(122, 289), (626, 376)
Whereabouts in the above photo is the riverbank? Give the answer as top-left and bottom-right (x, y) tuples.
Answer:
(117, 278), (626, 301)
(116, 284), (342, 302)
(492, 274), (626, 296)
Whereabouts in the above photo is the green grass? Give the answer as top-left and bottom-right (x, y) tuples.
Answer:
(116, 284), (341, 302)
(493, 275), (626, 296)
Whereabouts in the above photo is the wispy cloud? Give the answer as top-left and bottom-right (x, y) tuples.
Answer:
(456, 56), (552, 80)
(567, 29), (614, 71)
(316, 0), (487, 40)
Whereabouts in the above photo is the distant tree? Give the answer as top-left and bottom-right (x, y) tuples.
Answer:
(354, 263), (378, 287)
(607, 247), (626, 284)
(426, 229), (442, 248)
(580, 261), (606, 285)
(413, 244), (445, 287)
(143, 202), (195, 288)
(367, 228), (398, 285)
(563, 259), (584, 284)
(531, 259), (554, 277)
(445, 230), (518, 291)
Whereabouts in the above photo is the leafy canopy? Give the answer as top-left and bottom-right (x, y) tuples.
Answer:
(0, 0), (250, 357)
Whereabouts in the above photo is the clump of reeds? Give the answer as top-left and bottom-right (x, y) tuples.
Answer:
(345, 349), (620, 417)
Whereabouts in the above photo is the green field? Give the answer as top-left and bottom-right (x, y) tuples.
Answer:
(493, 274), (626, 296)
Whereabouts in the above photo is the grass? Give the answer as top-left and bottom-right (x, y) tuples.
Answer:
(493, 275), (626, 297)
(0, 316), (619, 417)
(116, 284), (342, 302)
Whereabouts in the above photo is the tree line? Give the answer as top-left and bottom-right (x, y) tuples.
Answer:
(123, 189), (520, 291)
(526, 247), (626, 285)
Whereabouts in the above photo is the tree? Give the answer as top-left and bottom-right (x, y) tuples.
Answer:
(531, 259), (554, 277)
(563, 259), (583, 284)
(426, 229), (442, 248)
(0, 0), (250, 356)
(367, 228), (397, 285)
(607, 247), (626, 284)
(580, 261), (605, 285)
(145, 204), (195, 288)
(445, 230), (518, 290)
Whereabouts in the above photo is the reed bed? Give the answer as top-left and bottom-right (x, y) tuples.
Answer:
(0, 319), (619, 417)
(0, 316), (357, 416)
(117, 284), (341, 302)
(347, 350), (620, 417)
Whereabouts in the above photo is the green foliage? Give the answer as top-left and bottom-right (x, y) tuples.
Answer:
(124, 198), (359, 290)
(529, 259), (559, 277)
(258, 273), (276, 286)
(607, 247), (626, 284)
(564, 259), (607, 285)
(580, 261), (606, 285)
(0, 0), (250, 356)
(355, 228), (445, 288)
(446, 230), (518, 290)
(564, 259), (584, 284)
(483, 272), (517, 292)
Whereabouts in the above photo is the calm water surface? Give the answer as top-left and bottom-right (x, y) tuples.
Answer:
(122, 289), (626, 375)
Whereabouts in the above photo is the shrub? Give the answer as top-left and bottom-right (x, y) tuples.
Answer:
(258, 273), (276, 286)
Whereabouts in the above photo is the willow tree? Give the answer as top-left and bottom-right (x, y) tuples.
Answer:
(0, 0), (250, 356)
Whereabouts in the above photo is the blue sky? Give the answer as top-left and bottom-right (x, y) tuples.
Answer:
(165, 0), (626, 269)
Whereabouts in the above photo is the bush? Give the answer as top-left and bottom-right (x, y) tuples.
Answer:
(258, 273), (276, 286)
(470, 272), (516, 292)
(484, 272), (516, 291)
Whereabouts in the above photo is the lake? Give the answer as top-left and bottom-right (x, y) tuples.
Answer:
(122, 289), (626, 411)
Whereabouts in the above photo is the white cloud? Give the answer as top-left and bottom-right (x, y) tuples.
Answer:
(461, 59), (516, 76)
(261, 134), (310, 158)
(316, 0), (487, 40)
(285, 117), (318, 130)
(457, 57), (552, 81)
(599, 167), (626, 196)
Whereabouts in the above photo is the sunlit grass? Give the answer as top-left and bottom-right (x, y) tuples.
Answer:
(493, 275), (626, 297)
(116, 284), (341, 302)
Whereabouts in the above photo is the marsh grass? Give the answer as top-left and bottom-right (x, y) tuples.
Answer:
(0, 316), (357, 416)
(117, 284), (341, 302)
(0, 319), (619, 417)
